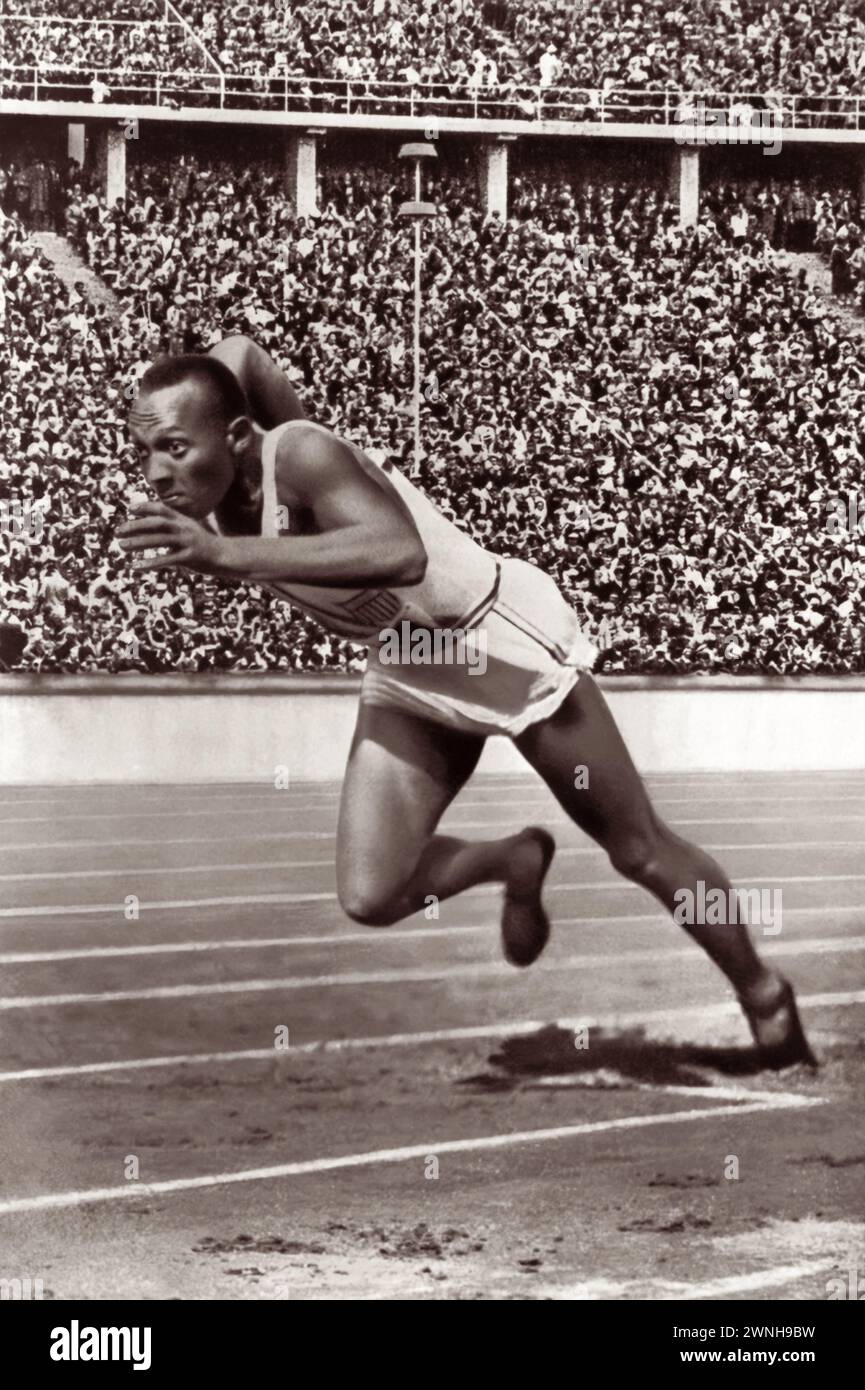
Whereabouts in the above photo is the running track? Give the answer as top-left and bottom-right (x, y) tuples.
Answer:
(0, 771), (863, 1300)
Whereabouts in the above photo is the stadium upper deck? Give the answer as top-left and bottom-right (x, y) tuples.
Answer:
(3, 0), (865, 128)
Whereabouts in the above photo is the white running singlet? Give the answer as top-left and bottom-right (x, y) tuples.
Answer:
(255, 420), (501, 645)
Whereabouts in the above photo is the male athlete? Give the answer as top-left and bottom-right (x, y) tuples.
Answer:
(118, 335), (815, 1070)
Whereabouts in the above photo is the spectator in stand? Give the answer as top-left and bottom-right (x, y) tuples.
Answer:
(830, 229), (854, 297)
(539, 44), (560, 90)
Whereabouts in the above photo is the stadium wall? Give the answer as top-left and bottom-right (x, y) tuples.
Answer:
(1, 676), (864, 783)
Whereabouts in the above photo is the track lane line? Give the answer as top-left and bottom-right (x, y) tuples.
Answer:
(2, 930), (863, 968)
(4, 872), (865, 918)
(2, 774), (863, 808)
(1, 782), (863, 811)
(531, 1259), (838, 1301)
(2, 954), (864, 1012)
(3, 904), (862, 939)
(3, 840), (864, 882)
(0, 989), (859, 1081)
(6, 814), (865, 853)
(4, 794), (865, 824)
(0, 1092), (828, 1217)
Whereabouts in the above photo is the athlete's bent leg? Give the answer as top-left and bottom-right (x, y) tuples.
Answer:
(515, 675), (815, 1064)
(336, 702), (551, 952)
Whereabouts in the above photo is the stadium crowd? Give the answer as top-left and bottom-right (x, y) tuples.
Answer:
(1, 147), (863, 675)
(0, 152), (72, 230)
(0, 3), (209, 104)
(698, 175), (865, 304)
(0, 177), (326, 673)
(4, 1), (865, 113)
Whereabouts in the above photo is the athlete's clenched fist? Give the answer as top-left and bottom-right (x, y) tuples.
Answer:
(117, 500), (223, 574)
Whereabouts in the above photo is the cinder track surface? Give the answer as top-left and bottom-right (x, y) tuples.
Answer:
(0, 771), (862, 1301)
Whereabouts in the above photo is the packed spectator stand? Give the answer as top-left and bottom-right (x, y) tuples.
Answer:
(4, 2), (865, 122)
(1, 134), (863, 676)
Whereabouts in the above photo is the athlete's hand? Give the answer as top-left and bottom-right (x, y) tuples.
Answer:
(117, 501), (224, 574)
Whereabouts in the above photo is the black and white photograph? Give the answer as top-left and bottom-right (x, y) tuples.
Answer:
(1, 0), (864, 1337)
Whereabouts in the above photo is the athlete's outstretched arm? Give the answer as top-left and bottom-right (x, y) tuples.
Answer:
(216, 424), (427, 587)
(206, 335), (307, 428)
(118, 424), (428, 588)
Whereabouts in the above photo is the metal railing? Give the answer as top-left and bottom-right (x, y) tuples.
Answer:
(0, 64), (222, 108)
(3, 12), (186, 24)
(1, 64), (863, 129)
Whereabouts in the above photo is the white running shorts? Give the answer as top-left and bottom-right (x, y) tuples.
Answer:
(360, 556), (598, 737)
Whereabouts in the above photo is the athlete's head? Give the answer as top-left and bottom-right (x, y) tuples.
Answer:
(128, 355), (254, 520)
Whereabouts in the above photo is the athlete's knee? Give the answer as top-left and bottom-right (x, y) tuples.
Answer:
(338, 882), (401, 927)
(607, 827), (667, 884)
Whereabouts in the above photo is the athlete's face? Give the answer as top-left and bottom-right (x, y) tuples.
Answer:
(128, 380), (245, 521)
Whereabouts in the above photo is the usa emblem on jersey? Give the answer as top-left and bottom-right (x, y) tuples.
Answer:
(338, 590), (403, 627)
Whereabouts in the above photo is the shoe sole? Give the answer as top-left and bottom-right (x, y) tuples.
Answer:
(501, 827), (556, 968)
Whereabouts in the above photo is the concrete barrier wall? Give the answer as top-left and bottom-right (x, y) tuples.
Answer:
(1, 674), (864, 783)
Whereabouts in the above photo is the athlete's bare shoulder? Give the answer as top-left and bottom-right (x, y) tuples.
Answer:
(271, 421), (417, 534)
(273, 421), (387, 495)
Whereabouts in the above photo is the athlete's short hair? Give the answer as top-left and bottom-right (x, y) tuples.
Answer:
(137, 355), (250, 426)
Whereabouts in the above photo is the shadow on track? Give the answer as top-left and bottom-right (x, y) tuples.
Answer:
(455, 1024), (789, 1091)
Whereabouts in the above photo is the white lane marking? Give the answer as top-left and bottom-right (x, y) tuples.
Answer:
(672, 1260), (840, 1301)
(0, 858), (335, 883)
(6, 814), (865, 854)
(1, 833), (338, 853)
(1, 783), (863, 812)
(533, 1260), (837, 1301)
(2, 930), (863, 969)
(1, 989), (859, 1083)
(4, 793), (865, 823)
(3, 840), (864, 882)
(3, 940), (864, 1014)
(0, 892), (336, 919)
(0, 1094), (827, 1217)
(3, 903), (862, 939)
(2, 774), (863, 807)
(4, 871), (864, 918)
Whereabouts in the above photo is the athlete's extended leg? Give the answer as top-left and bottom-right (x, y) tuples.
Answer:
(336, 701), (554, 961)
(515, 674), (815, 1065)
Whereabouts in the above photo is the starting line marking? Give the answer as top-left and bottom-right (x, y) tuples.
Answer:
(0, 988), (861, 1081)
(0, 1092), (828, 1218)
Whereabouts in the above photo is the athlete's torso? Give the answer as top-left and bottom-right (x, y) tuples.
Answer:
(211, 421), (500, 645)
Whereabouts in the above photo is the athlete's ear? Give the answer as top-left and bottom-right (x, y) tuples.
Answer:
(225, 415), (255, 456)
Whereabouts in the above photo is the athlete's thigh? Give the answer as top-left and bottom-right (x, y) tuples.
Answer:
(336, 700), (485, 904)
(514, 673), (660, 846)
